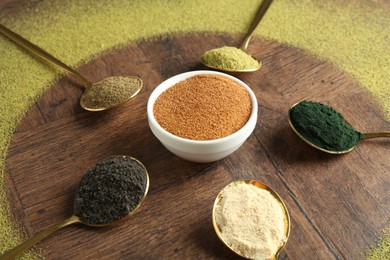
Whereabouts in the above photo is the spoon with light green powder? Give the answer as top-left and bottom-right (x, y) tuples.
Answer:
(0, 24), (142, 111)
(201, 0), (273, 72)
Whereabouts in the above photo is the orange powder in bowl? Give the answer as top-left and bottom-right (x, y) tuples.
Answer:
(153, 74), (252, 140)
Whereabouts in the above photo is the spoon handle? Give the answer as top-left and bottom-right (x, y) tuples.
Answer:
(239, 0), (273, 51)
(0, 23), (92, 88)
(364, 132), (390, 139)
(0, 215), (81, 259)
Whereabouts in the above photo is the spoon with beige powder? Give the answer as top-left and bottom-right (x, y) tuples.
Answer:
(212, 180), (290, 260)
(0, 23), (142, 111)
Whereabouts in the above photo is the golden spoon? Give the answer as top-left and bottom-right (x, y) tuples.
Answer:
(0, 156), (149, 259)
(201, 0), (273, 72)
(0, 24), (142, 111)
(288, 102), (390, 154)
(212, 179), (290, 259)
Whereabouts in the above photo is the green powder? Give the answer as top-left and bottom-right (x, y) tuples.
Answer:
(201, 46), (261, 71)
(290, 101), (364, 152)
(366, 220), (390, 260)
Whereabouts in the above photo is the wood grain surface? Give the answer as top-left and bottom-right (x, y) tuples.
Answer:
(3, 33), (390, 259)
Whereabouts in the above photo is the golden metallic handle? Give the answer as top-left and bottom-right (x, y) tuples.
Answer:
(0, 215), (81, 260)
(364, 132), (390, 139)
(0, 23), (92, 88)
(240, 0), (273, 51)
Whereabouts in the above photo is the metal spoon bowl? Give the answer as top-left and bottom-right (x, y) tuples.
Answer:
(0, 156), (149, 259)
(0, 24), (142, 111)
(201, 0), (273, 72)
(288, 101), (390, 154)
(212, 179), (290, 259)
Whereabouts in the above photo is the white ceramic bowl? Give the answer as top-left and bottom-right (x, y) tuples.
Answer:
(147, 70), (258, 163)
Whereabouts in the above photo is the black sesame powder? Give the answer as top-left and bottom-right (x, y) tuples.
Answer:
(74, 156), (148, 225)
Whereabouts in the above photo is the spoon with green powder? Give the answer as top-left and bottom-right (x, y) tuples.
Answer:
(0, 156), (149, 259)
(288, 100), (390, 154)
(0, 24), (142, 111)
(200, 0), (273, 72)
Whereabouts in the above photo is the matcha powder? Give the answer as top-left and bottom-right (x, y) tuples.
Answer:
(201, 46), (261, 71)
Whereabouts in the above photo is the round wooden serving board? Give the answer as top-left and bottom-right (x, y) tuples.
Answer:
(4, 33), (390, 259)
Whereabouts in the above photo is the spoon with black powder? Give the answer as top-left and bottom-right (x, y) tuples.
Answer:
(1, 156), (149, 259)
(0, 24), (142, 111)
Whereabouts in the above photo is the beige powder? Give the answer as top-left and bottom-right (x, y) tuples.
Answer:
(214, 182), (287, 260)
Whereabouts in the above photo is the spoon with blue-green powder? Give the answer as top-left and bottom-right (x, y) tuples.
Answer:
(288, 100), (390, 154)
(0, 24), (142, 111)
(201, 0), (273, 72)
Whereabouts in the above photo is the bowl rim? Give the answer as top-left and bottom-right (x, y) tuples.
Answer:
(147, 70), (258, 145)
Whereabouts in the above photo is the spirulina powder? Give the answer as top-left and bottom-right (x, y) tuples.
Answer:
(74, 156), (148, 225)
(290, 101), (364, 152)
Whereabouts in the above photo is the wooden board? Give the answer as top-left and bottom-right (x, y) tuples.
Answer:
(4, 33), (390, 259)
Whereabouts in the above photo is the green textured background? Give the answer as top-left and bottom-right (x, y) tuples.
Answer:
(0, 0), (389, 258)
